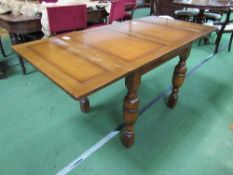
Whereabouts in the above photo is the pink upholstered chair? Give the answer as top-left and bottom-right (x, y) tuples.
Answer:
(47, 4), (87, 35)
(124, 0), (136, 20)
(39, 0), (58, 3)
(108, 0), (126, 24)
(88, 0), (125, 28)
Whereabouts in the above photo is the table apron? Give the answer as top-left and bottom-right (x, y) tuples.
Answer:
(140, 44), (192, 75)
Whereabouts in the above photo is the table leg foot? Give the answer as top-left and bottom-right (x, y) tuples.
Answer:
(121, 128), (135, 148)
(167, 89), (178, 108)
(167, 46), (191, 108)
(80, 98), (90, 113)
(121, 72), (141, 148)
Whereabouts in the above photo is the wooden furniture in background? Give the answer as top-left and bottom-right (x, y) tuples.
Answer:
(13, 16), (214, 148)
(38, 0), (58, 3)
(150, 0), (200, 21)
(0, 28), (8, 78)
(173, 0), (233, 52)
(0, 15), (42, 74)
(0, 9), (108, 38)
(0, 28), (8, 57)
(173, 0), (233, 23)
(0, 15), (41, 35)
(150, 0), (176, 17)
(213, 8), (233, 53)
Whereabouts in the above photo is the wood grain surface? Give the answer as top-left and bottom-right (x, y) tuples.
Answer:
(12, 16), (215, 100)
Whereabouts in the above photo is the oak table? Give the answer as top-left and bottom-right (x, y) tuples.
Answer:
(12, 16), (215, 148)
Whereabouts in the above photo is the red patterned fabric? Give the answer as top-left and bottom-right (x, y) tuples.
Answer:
(39, 0), (58, 3)
(47, 4), (87, 34)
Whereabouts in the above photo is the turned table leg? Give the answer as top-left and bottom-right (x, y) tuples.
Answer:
(80, 97), (90, 113)
(167, 46), (191, 108)
(121, 72), (141, 148)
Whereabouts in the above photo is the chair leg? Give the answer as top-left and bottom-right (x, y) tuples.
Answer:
(0, 62), (7, 79)
(198, 38), (202, 46)
(131, 9), (135, 18)
(192, 16), (197, 22)
(9, 33), (27, 74)
(0, 36), (6, 57)
(150, 0), (155, 16)
(214, 32), (223, 54)
(18, 56), (26, 75)
(228, 32), (233, 52)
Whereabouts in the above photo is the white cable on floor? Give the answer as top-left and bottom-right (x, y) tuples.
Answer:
(56, 131), (120, 175)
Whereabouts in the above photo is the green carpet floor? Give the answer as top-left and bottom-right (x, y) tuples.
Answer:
(1, 8), (233, 175)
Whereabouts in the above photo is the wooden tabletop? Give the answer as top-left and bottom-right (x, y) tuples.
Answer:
(173, 0), (233, 10)
(12, 16), (215, 100)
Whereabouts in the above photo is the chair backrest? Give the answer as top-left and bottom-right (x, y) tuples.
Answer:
(213, 8), (233, 53)
(108, 0), (126, 24)
(150, 0), (175, 17)
(39, 0), (58, 3)
(47, 4), (87, 35)
(220, 9), (232, 31)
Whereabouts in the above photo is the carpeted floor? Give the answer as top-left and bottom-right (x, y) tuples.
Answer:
(0, 8), (233, 175)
